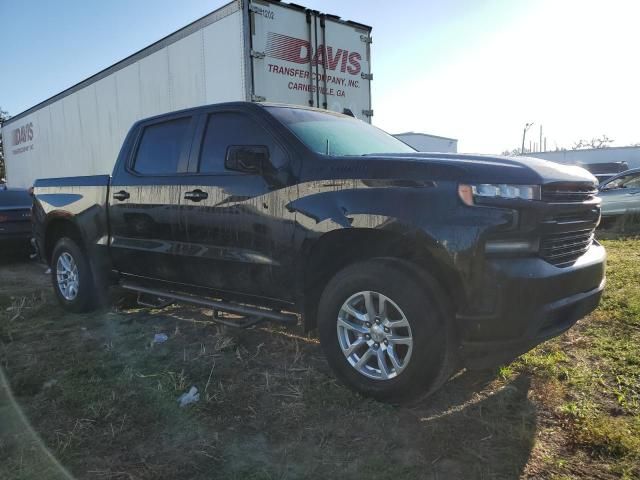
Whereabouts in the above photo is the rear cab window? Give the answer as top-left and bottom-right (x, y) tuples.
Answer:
(132, 117), (192, 175)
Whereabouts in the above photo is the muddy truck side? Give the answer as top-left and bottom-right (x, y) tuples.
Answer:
(32, 102), (606, 402)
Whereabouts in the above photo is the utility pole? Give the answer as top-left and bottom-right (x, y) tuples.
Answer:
(521, 122), (534, 154)
(539, 125), (543, 152)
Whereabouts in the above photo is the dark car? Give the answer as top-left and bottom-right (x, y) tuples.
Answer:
(0, 188), (32, 252)
(598, 167), (640, 223)
(578, 161), (629, 184)
(31, 102), (606, 402)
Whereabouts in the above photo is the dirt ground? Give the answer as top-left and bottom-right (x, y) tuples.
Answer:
(0, 239), (638, 479)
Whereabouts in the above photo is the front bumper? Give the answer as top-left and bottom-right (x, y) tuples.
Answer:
(457, 242), (606, 368)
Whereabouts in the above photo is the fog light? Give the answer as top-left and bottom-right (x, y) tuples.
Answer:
(485, 239), (536, 254)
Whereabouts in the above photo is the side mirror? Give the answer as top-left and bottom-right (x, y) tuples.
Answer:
(225, 145), (270, 174)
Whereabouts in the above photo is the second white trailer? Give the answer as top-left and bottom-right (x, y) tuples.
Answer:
(1, 0), (373, 188)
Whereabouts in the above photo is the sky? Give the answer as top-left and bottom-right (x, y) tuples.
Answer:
(1, 0), (639, 153)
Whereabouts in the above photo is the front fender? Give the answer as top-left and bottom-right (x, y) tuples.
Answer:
(288, 178), (509, 256)
(287, 179), (515, 309)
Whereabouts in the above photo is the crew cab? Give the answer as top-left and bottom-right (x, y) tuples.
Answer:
(32, 102), (606, 402)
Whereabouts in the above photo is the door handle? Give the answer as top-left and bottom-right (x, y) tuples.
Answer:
(112, 190), (130, 201)
(184, 189), (208, 202)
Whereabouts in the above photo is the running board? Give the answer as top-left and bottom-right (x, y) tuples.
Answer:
(136, 292), (175, 309)
(121, 282), (298, 328)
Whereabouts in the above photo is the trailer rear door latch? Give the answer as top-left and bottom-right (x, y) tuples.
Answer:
(251, 95), (266, 102)
(361, 73), (373, 80)
(250, 50), (266, 59)
(362, 109), (374, 117)
(360, 35), (373, 43)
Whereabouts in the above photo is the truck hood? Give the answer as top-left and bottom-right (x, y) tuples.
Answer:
(356, 152), (598, 186)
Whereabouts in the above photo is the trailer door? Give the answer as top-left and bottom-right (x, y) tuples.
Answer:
(248, 1), (373, 122)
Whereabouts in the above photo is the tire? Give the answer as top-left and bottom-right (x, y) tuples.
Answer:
(51, 237), (98, 313)
(317, 258), (455, 403)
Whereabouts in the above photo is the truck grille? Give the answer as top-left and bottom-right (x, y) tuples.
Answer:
(539, 182), (599, 267)
(540, 229), (595, 267)
(542, 183), (598, 203)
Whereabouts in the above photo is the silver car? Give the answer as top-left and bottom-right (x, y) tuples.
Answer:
(598, 168), (640, 219)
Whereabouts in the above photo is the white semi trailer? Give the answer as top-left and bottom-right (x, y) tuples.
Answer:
(1, 0), (372, 187)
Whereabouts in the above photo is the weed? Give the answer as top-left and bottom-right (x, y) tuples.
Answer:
(574, 414), (640, 459)
(1, 239), (639, 479)
(498, 365), (513, 380)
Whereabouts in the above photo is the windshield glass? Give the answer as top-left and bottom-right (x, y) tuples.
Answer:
(266, 107), (416, 156)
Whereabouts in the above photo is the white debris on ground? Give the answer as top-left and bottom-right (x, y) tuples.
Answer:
(42, 379), (58, 389)
(153, 333), (169, 344)
(177, 386), (200, 407)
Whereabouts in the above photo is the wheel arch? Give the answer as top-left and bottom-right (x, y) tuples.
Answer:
(300, 227), (465, 332)
(44, 215), (85, 264)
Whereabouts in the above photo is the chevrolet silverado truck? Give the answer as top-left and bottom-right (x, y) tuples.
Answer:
(32, 102), (606, 402)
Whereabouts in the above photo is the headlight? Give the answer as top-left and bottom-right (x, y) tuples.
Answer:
(458, 183), (541, 206)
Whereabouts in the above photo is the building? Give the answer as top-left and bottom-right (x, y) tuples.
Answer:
(394, 132), (458, 153)
(529, 146), (640, 170)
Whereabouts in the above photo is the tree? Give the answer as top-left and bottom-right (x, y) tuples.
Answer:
(571, 134), (614, 150)
(0, 107), (10, 181)
(501, 148), (521, 156)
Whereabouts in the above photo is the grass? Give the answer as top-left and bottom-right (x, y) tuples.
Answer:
(0, 237), (639, 479)
(510, 237), (640, 478)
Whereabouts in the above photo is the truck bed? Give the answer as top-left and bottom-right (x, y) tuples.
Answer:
(34, 175), (111, 189)
(32, 175), (111, 265)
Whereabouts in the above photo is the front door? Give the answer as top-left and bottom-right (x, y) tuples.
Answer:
(174, 109), (298, 303)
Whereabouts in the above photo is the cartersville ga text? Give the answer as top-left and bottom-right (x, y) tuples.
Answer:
(267, 64), (361, 96)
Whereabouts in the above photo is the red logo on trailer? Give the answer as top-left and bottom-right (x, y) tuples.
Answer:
(265, 32), (362, 75)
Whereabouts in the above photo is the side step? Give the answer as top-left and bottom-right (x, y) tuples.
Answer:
(137, 292), (175, 309)
(121, 282), (298, 328)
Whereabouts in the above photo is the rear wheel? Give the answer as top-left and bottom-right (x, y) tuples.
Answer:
(317, 258), (454, 403)
(51, 237), (98, 313)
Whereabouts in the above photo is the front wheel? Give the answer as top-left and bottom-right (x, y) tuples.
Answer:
(51, 237), (98, 313)
(317, 258), (454, 403)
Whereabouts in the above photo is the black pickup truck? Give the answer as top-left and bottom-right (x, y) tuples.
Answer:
(32, 102), (606, 401)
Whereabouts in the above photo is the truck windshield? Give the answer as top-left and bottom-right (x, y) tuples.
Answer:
(266, 106), (416, 156)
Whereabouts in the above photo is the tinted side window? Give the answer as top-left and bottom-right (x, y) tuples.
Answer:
(133, 118), (191, 174)
(623, 174), (640, 189)
(606, 174), (640, 190)
(199, 112), (285, 174)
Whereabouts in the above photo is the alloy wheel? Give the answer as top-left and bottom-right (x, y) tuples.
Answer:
(336, 290), (413, 380)
(56, 252), (79, 301)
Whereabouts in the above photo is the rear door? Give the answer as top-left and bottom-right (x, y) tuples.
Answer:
(109, 113), (198, 281)
(172, 106), (298, 302)
(249, 1), (373, 122)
